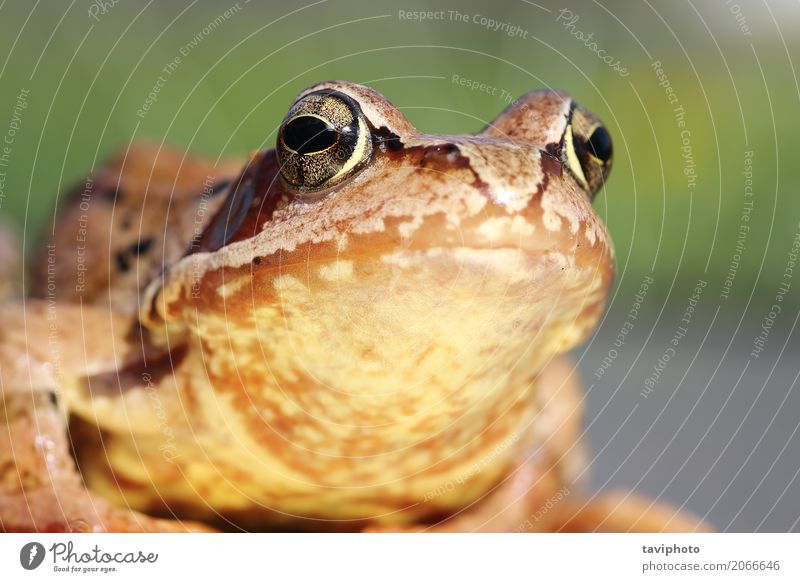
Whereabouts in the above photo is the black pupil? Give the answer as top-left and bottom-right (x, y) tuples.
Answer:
(587, 126), (612, 162)
(283, 116), (338, 154)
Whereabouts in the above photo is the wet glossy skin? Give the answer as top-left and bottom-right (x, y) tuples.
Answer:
(0, 81), (705, 532)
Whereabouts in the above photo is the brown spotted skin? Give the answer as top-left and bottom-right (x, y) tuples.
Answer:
(1, 82), (707, 532)
(1, 144), (234, 532)
(29, 143), (241, 314)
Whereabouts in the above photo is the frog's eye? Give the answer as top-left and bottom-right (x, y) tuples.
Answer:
(561, 103), (613, 199)
(277, 89), (372, 191)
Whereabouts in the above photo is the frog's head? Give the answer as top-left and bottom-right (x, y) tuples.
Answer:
(143, 81), (614, 402)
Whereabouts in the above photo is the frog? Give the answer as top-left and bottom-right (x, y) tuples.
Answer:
(0, 81), (707, 532)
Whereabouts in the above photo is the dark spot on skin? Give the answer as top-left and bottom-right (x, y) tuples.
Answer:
(132, 237), (154, 256)
(544, 142), (563, 163)
(540, 149), (563, 178)
(535, 150), (564, 200)
(372, 126), (403, 152)
(386, 138), (403, 152)
(121, 214), (133, 230)
(252, 256), (262, 266)
(116, 250), (130, 273)
(115, 237), (154, 273)
(105, 187), (123, 202)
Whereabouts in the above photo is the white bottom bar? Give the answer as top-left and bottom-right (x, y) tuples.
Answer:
(1, 533), (796, 581)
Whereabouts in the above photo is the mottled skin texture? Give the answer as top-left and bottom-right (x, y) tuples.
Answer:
(0, 82), (708, 532)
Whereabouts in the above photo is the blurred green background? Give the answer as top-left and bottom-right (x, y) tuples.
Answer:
(0, 0), (797, 310)
(1, 0), (799, 531)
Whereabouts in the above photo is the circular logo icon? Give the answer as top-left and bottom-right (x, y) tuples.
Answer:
(19, 542), (46, 570)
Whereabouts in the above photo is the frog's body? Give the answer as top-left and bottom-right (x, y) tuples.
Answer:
(0, 82), (705, 532)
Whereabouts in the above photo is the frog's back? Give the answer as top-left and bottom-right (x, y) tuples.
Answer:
(28, 143), (240, 313)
